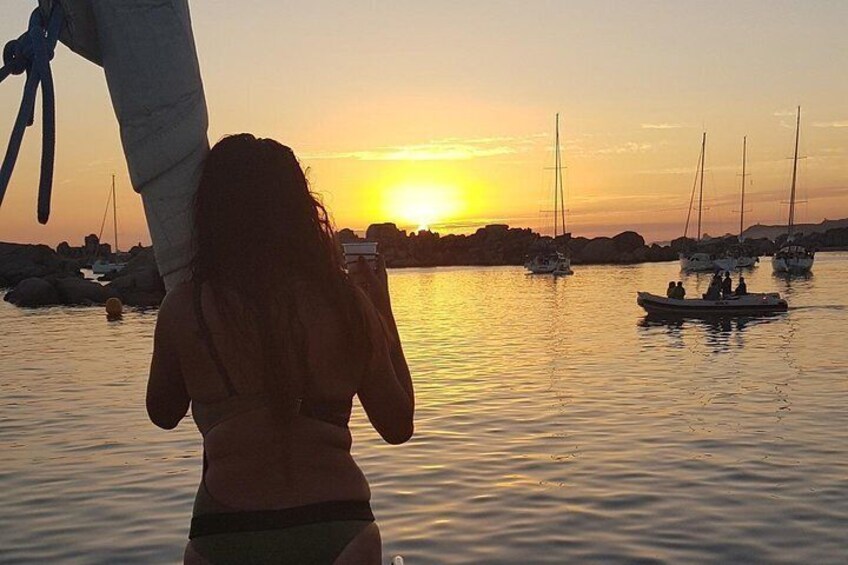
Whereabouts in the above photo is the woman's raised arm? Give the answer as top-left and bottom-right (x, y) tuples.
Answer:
(351, 258), (415, 444)
(357, 295), (414, 445)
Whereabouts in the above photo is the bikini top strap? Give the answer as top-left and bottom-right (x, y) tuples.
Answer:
(193, 280), (238, 397)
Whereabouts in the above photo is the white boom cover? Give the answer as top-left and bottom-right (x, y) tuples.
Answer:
(39, 0), (209, 289)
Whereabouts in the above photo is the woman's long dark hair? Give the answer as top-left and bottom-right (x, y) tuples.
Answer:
(191, 134), (369, 419)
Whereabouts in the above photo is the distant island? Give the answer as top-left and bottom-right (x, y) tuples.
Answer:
(739, 218), (848, 242)
(2, 219), (847, 308)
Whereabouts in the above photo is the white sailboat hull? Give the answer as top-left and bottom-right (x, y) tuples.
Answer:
(679, 253), (737, 273)
(92, 260), (127, 275)
(772, 256), (813, 274)
(772, 245), (814, 274)
(525, 255), (572, 275)
(735, 255), (759, 268)
(553, 258), (573, 276)
(713, 257), (737, 272)
(526, 263), (557, 274)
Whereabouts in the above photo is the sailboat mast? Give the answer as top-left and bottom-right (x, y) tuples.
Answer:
(112, 174), (118, 255)
(788, 106), (801, 239)
(558, 118), (566, 237)
(683, 146), (702, 239)
(697, 132), (706, 242)
(553, 113), (560, 239)
(740, 136), (747, 237)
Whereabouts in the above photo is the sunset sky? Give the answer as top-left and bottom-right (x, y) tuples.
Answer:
(1, 0), (846, 247)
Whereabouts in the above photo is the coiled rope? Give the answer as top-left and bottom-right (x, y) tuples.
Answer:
(0, 4), (64, 224)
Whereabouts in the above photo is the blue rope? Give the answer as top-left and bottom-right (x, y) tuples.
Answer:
(0, 4), (64, 224)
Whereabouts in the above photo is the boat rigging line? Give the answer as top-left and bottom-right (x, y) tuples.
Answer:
(0, 4), (64, 223)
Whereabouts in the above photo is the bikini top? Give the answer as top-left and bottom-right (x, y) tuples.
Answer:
(191, 281), (352, 431)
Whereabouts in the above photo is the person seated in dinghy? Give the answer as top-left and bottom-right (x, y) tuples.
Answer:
(735, 276), (748, 296)
(702, 271), (721, 300)
(674, 281), (686, 299)
(666, 281), (676, 298)
(703, 277), (722, 300)
(721, 272), (733, 298)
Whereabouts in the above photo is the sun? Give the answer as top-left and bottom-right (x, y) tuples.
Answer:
(382, 183), (463, 232)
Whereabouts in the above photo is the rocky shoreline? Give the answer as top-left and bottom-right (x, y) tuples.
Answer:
(1, 239), (164, 308)
(2, 223), (847, 308)
(339, 222), (848, 269)
(338, 224), (678, 267)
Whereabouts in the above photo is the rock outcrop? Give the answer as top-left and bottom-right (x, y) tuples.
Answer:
(54, 277), (119, 305)
(56, 234), (111, 262)
(2, 242), (162, 308)
(349, 224), (676, 268)
(612, 231), (645, 253)
(359, 223), (543, 267)
(4, 277), (61, 307)
(104, 247), (165, 307)
(336, 228), (360, 244)
(4, 275), (117, 307)
(577, 237), (618, 263)
(0, 243), (81, 287)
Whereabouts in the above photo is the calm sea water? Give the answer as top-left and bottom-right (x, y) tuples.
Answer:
(2, 255), (847, 564)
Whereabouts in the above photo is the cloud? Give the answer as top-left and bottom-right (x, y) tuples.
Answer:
(303, 134), (544, 162)
(636, 163), (737, 175)
(314, 145), (515, 161)
(773, 109), (797, 117)
(635, 166), (698, 176)
(593, 142), (653, 155)
(641, 123), (684, 130)
(812, 120), (848, 128)
(436, 133), (546, 145)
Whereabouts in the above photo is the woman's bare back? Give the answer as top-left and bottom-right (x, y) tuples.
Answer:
(160, 281), (372, 509)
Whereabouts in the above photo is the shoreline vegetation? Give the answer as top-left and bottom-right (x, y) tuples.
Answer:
(2, 220), (847, 308)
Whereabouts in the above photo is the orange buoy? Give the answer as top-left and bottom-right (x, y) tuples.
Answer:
(105, 297), (123, 319)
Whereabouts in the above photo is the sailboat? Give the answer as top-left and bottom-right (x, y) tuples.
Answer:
(525, 114), (572, 275)
(729, 136), (759, 268)
(772, 106), (814, 275)
(92, 174), (127, 275)
(679, 132), (737, 272)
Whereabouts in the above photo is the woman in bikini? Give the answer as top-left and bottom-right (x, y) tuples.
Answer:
(146, 134), (414, 564)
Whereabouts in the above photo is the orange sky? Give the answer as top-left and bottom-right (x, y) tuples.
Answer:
(1, 1), (846, 247)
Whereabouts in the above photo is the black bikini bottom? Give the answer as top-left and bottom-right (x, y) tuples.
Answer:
(190, 500), (374, 539)
(189, 501), (375, 564)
